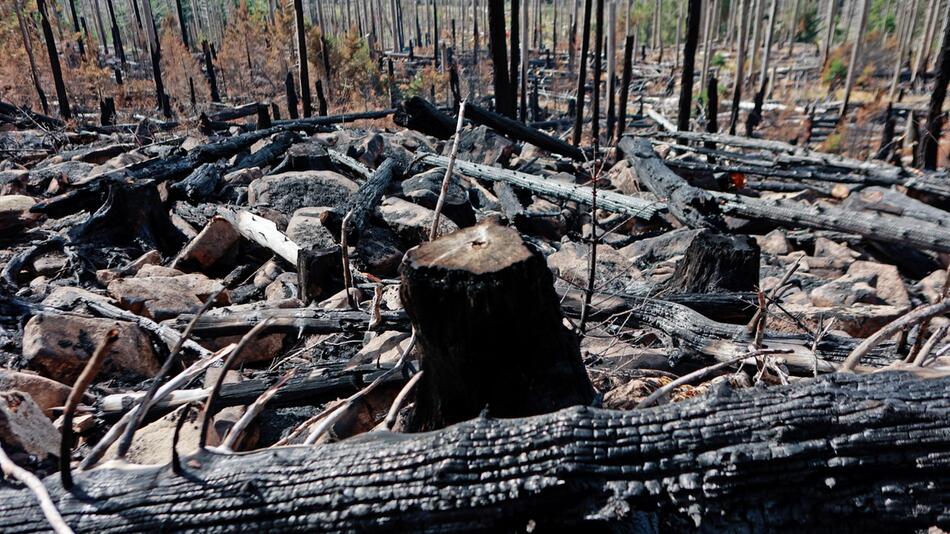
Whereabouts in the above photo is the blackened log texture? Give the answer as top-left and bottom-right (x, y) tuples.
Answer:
(394, 95), (456, 138)
(616, 33), (634, 140)
(618, 136), (725, 229)
(1, 373), (949, 531)
(662, 230), (760, 293)
(202, 40), (220, 102)
(320, 155), (406, 240)
(400, 221), (595, 431)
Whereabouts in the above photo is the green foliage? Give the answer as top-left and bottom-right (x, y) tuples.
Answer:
(712, 52), (726, 68)
(868, 0), (896, 35)
(327, 30), (383, 98)
(823, 57), (848, 86)
(796, 2), (820, 43)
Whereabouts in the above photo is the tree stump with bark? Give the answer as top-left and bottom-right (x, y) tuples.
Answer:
(400, 221), (595, 431)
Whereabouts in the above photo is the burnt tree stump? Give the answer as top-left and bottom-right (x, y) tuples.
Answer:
(662, 229), (761, 293)
(400, 221), (595, 431)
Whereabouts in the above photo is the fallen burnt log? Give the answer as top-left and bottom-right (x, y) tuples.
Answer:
(2, 372), (948, 532)
(171, 307), (410, 337)
(396, 96), (585, 161)
(99, 362), (402, 420)
(620, 136), (950, 254)
(421, 154), (665, 221)
(559, 289), (893, 373)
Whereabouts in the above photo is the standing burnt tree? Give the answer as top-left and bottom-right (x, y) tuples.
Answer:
(36, 0), (70, 120)
(921, 0), (950, 170)
(677, 0), (701, 132)
(572, 0), (593, 145)
(488, 0), (515, 117)
(294, 0), (313, 117)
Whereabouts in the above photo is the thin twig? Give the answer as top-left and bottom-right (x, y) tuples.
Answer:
(340, 210), (356, 309)
(912, 324), (949, 367)
(198, 319), (275, 449)
(116, 288), (224, 460)
(746, 256), (801, 334)
(79, 346), (229, 470)
(218, 368), (296, 452)
(810, 317), (836, 377)
(61, 328), (119, 490)
(842, 299), (950, 371)
(303, 334), (416, 445)
(430, 100), (467, 240)
(379, 370), (423, 431)
(0, 444), (74, 534)
(637, 348), (792, 408)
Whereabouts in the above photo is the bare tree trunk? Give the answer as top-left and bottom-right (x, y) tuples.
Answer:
(786, 0), (800, 50)
(13, 0), (50, 115)
(519, 0), (528, 121)
(912, 0), (940, 83)
(840, 0), (869, 119)
(591, 0), (603, 144)
(605, 0), (617, 142)
(747, 0), (764, 87)
(758, 0), (776, 91)
(616, 32), (633, 140)
(729, 0), (748, 135)
(294, 0), (313, 117)
(921, 0), (950, 170)
(488, 0), (515, 116)
(572, 0), (593, 145)
(677, 0), (701, 132)
(36, 0), (71, 119)
(510, 0), (520, 109)
(174, 0), (189, 49)
(821, 0), (837, 66)
(67, 0), (86, 57)
(700, 0), (716, 92)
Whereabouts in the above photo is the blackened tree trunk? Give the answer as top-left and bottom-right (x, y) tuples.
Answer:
(36, 0), (70, 120)
(705, 75), (719, 157)
(286, 71), (300, 119)
(14, 0), (49, 115)
(294, 0), (313, 117)
(487, 0), (514, 117)
(174, 0), (190, 49)
(591, 0), (603, 144)
(67, 0), (85, 57)
(315, 79), (328, 116)
(922, 3), (950, 169)
(400, 222), (595, 431)
(202, 40), (220, 102)
(509, 0), (520, 111)
(616, 33), (633, 140)
(432, 0), (440, 66)
(677, 0), (701, 131)
(729, 0), (748, 135)
(105, 0), (125, 64)
(572, 0), (593, 145)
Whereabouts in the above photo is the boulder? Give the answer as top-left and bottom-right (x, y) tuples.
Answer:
(0, 195), (41, 232)
(916, 269), (948, 304)
(353, 225), (405, 277)
(754, 229), (792, 255)
(400, 167), (475, 227)
(379, 197), (459, 245)
(809, 273), (884, 307)
(22, 314), (161, 384)
(548, 242), (643, 293)
(107, 273), (229, 321)
(0, 391), (60, 459)
(248, 171), (358, 215)
(0, 370), (72, 418)
(285, 207), (337, 250)
(171, 216), (241, 272)
(95, 250), (162, 285)
(452, 125), (514, 166)
(847, 261), (911, 309)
